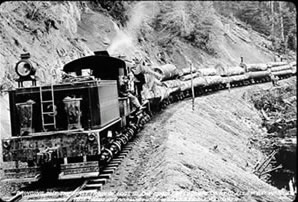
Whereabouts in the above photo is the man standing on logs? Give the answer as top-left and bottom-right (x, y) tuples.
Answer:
(131, 58), (146, 103)
(130, 58), (163, 104)
(269, 71), (278, 86)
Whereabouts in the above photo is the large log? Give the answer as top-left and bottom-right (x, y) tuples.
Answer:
(271, 64), (291, 72)
(289, 61), (296, 74)
(152, 85), (170, 101)
(217, 66), (245, 76)
(289, 61), (296, 68)
(272, 69), (293, 76)
(246, 63), (268, 72)
(222, 74), (249, 83)
(193, 77), (207, 87)
(267, 61), (288, 68)
(180, 72), (199, 81)
(180, 67), (197, 75)
(180, 80), (192, 91)
(179, 77), (207, 91)
(168, 87), (180, 94)
(153, 64), (180, 81)
(248, 70), (270, 79)
(204, 76), (223, 85)
(162, 79), (182, 88)
(197, 68), (218, 76)
(178, 75), (207, 91)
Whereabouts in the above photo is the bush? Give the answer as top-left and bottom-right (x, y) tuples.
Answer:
(90, 0), (130, 26)
(151, 1), (216, 55)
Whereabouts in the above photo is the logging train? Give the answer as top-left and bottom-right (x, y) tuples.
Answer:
(1, 51), (296, 182)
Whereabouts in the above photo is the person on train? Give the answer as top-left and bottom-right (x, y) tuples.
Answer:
(130, 59), (146, 104)
(130, 58), (163, 103)
(240, 56), (248, 72)
(119, 74), (144, 111)
(269, 72), (278, 86)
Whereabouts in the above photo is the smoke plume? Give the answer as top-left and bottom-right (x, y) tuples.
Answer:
(107, 1), (159, 59)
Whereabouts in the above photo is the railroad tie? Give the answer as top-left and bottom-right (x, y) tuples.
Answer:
(101, 169), (115, 175)
(110, 159), (122, 164)
(121, 151), (130, 155)
(99, 173), (111, 179)
(116, 155), (126, 159)
(83, 183), (102, 190)
(105, 166), (117, 170)
(107, 163), (120, 167)
(88, 178), (107, 185)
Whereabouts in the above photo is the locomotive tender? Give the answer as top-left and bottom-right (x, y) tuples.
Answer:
(2, 51), (151, 181)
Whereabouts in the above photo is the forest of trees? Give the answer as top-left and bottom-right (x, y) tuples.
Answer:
(213, 1), (296, 53)
(92, 1), (296, 55)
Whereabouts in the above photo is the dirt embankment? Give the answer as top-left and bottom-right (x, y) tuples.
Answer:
(0, 1), (117, 86)
(248, 78), (296, 192)
(100, 78), (295, 202)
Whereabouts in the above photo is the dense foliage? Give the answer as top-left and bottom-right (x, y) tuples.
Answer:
(151, 1), (216, 55)
(89, 0), (132, 26)
(88, 1), (296, 56)
(135, 1), (296, 56)
(213, 1), (297, 53)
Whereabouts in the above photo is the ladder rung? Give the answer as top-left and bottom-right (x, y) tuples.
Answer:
(42, 100), (53, 103)
(43, 112), (54, 115)
(43, 123), (55, 126)
(43, 121), (55, 124)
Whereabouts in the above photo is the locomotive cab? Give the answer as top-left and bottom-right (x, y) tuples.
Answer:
(63, 51), (127, 90)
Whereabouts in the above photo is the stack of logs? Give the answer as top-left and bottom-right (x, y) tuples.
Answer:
(143, 61), (296, 101)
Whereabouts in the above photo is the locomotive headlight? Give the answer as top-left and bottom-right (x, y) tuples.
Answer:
(15, 60), (35, 77)
(15, 53), (36, 79)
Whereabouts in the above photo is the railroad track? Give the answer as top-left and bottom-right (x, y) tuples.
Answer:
(65, 136), (143, 202)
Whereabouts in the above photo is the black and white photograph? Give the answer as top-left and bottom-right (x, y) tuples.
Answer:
(0, 1), (296, 201)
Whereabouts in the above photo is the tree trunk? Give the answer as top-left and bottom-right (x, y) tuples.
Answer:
(271, 1), (274, 37)
(279, 2), (285, 42)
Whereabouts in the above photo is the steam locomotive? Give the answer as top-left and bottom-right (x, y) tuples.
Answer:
(1, 51), (151, 181)
(1, 51), (296, 182)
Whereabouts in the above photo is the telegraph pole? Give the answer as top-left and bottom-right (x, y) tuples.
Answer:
(187, 59), (195, 111)
(227, 65), (231, 93)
